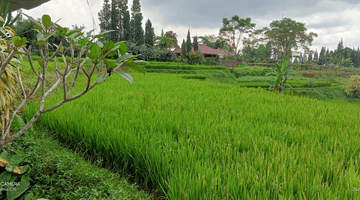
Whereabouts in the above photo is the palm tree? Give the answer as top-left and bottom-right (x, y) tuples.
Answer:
(155, 36), (176, 52)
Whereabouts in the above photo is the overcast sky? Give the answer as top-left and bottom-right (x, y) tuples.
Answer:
(21, 0), (360, 53)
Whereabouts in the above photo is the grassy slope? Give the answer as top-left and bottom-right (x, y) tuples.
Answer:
(1, 130), (150, 200)
(24, 73), (360, 199)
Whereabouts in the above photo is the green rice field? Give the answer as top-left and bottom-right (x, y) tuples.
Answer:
(24, 73), (360, 199)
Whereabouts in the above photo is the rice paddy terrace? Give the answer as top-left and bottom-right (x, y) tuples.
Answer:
(24, 63), (360, 199)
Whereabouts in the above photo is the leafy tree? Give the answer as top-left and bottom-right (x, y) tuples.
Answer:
(220, 16), (255, 70)
(164, 31), (178, 48)
(193, 36), (198, 51)
(198, 34), (231, 52)
(131, 0), (141, 19)
(262, 18), (317, 61)
(0, 14), (145, 148)
(181, 39), (186, 57)
(145, 19), (154, 47)
(122, 10), (130, 41)
(186, 29), (192, 53)
(134, 13), (144, 45)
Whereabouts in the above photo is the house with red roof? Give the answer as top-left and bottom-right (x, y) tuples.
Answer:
(173, 44), (232, 58)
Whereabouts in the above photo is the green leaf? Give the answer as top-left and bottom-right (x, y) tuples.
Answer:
(96, 73), (108, 84)
(37, 33), (46, 45)
(103, 41), (115, 53)
(0, 151), (12, 162)
(0, 171), (13, 182)
(114, 71), (133, 83)
(42, 15), (51, 30)
(116, 41), (127, 55)
(91, 44), (101, 60)
(6, 154), (25, 172)
(24, 193), (35, 200)
(96, 41), (104, 48)
(7, 175), (31, 200)
(66, 30), (80, 37)
(127, 62), (146, 74)
(116, 54), (137, 64)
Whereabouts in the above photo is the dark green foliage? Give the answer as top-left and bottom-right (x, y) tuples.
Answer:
(3, 130), (149, 199)
(181, 39), (186, 57)
(319, 47), (326, 65)
(130, 19), (135, 43)
(263, 18), (317, 61)
(134, 13), (144, 45)
(131, 0), (141, 19)
(186, 29), (192, 54)
(109, 0), (119, 41)
(308, 52), (313, 61)
(186, 51), (205, 65)
(98, 0), (111, 33)
(182, 75), (206, 80)
(122, 10), (130, 41)
(193, 36), (198, 51)
(314, 50), (318, 62)
(145, 19), (154, 47)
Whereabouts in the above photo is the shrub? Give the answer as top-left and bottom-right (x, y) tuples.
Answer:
(345, 75), (360, 98)
(186, 51), (206, 65)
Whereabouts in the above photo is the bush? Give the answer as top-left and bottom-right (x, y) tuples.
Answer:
(186, 51), (206, 65)
(345, 75), (360, 98)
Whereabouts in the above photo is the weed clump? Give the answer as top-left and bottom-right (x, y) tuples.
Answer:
(345, 75), (360, 98)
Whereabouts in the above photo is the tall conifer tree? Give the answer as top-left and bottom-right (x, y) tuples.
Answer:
(123, 10), (130, 41)
(131, 0), (141, 19)
(98, 0), (111, 34)
(134, 13), (144, 45)
(314, 50), (318, 62)
(109, 0), (119, 41)
(145, 19), (154, 47)
(193, 36), (198, 51)
(186, 29), (192, 53)
(181, 39), (186, 57)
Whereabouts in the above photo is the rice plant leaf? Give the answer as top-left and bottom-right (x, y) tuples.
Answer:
(114, 71), (133, 83)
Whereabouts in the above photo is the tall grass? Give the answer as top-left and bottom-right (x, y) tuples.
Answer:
(25, 73), (360, 199)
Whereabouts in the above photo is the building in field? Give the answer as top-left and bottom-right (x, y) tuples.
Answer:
(8, 0), (50, 11)
(172, 44), (232, 58)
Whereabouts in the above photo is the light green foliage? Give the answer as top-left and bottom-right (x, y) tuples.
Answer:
(25, 73), (360, 199)
(345, 75), (360, 98)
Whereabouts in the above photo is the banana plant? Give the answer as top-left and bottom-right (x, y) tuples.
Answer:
(266, 58), (297, 92)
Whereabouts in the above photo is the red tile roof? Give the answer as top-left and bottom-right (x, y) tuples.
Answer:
(173, 44), (232, 56)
